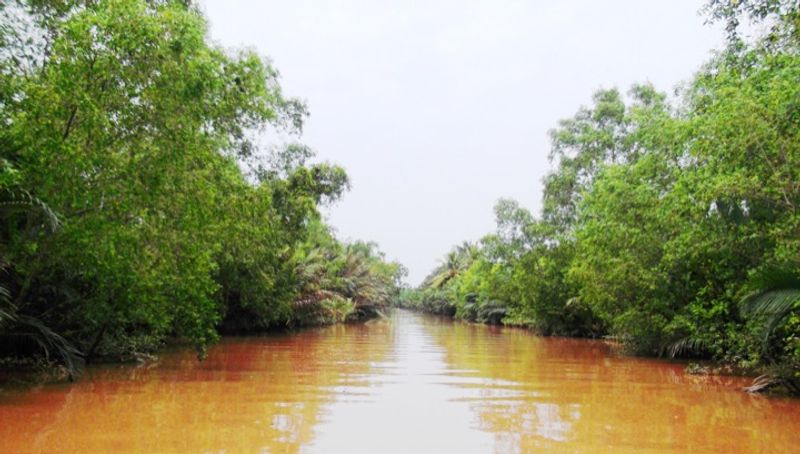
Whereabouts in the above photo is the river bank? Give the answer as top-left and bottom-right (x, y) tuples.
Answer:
(0, 308), (388, 387)
(2, 310), (798, 453)
(393, 303), (795, 395)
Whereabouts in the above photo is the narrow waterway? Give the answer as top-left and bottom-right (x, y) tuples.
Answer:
(1, 310), (799, 453)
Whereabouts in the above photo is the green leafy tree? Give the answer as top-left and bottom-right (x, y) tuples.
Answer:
(0, 0), (376, 372)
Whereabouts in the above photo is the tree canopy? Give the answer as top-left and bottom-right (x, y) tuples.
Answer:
(0, 0), (402, 376)
(398, 0), (800, 392)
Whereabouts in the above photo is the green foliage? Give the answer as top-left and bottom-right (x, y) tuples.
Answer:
(0, 189), (82, 379)
(293, 225), (403, 325)
(406, 3), (800, 392)
(738, 266), (800, 392)
(422, 241), (478, 290)
(0, 0), (399, 374)
(703, 0), (799, 43)
(741, 267), (800, 352)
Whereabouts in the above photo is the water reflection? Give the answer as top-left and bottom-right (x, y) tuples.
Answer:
(422, 314), (800, 452)
(0, 322), (395, 453)
(305, 310), (495, 453)
(1, 310), (799, 453)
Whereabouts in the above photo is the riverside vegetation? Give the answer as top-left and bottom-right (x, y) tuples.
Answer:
(0, 0), (404, 379)
(395, 1), (800, 394)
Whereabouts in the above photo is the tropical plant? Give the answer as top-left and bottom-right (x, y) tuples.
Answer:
(739, 266), (800, 393)
(405, 0), (800, 394)
(291, 223), (402, 325)
(741, 267), (800, 352)
(0, 0), (394, 374)
(423, 242), (478, 289)
(0, 189), (83, 379)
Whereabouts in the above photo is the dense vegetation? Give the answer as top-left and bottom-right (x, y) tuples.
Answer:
(0, 0), (403, 378)
(397, 1), (800, 393)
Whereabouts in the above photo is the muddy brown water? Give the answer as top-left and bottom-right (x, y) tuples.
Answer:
(1, 310), (799, 453)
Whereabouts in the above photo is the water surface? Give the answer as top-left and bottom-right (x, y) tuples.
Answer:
(1, 310), (799, 453)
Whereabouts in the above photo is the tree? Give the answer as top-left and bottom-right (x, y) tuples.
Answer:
(0, 0), (369, 369)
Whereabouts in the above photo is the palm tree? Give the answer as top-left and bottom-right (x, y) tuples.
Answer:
(293, 241), (397, 323)
(740, 266), (800, 393)
(425, 242), (478, 289)
(0, 189), (83, 380)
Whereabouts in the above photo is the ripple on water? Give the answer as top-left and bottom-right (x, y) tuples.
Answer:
(0, 309), (799, 453)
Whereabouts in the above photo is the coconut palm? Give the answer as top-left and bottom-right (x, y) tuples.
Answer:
(424, 242), (478, 289)
(292, 235), (400, 324)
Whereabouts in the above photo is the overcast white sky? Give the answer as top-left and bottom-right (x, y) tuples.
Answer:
(201, 0), (724, 285)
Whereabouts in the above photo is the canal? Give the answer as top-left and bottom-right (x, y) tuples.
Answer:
(1, 310), (799, 452)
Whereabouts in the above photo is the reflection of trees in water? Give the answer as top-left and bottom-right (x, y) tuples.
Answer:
(3, 313), (799, 453)
(423, 316), (800, 452)
(0, 321), (395, 453)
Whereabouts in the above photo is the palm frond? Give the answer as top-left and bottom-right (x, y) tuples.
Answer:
(1, 314), (84, 380)
(664, 335), (708, 358)
(293, 290), (339, 309)
(740, 266), (800, 346)
(741, 289), (800, 317)
(0, 189), (60, 233)
(0, 279), (16, 327)
(0, 307), (16, 327)
(741, 288), (800, 349)
(0, 284), (11, 305)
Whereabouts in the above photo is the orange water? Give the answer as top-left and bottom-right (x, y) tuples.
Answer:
(1, 310), (799, 453)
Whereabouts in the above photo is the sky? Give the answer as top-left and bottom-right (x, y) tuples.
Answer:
(200, 0), (724, 285)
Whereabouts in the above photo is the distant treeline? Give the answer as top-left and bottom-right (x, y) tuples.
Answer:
(396, 1), (800, 394)
(0, 0), (404, 378)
